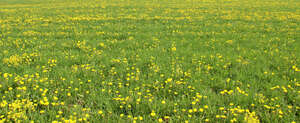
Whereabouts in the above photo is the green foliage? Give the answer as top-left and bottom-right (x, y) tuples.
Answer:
(0, 0), (299, 122)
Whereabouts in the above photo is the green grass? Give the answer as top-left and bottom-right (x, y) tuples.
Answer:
(0, 0), (299, 122)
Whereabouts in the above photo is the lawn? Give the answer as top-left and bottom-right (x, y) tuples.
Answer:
(0, 0), (299, 122)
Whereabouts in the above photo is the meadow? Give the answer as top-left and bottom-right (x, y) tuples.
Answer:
(0, 0), (299, 122)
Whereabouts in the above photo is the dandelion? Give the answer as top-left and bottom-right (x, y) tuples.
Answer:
(151, 111), (156, 117)
(244, 112), (259, 123)
(158, 118), (163, 122)
(98, 110), (103, 115)
(171, 47), (176, 51)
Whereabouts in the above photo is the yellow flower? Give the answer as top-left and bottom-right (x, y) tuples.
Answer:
(244, 112), (259, 123)
(158, 118), (163, 122)
(53, 96), (58, 101)
(199, 108), (204, 112)
(40, 110), (45, 114)
(171, 47), (176, 51)
(98, 110), (103, 115)
(205, 119), (210, 122)
(204, 105), (208, 109)
(151, 111), (156, 117)
(226, 40), (233, 44)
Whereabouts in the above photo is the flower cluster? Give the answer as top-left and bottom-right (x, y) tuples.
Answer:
(0, 0), (299, 122)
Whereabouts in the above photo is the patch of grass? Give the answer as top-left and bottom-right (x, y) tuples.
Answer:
(0, 0), (299, 122)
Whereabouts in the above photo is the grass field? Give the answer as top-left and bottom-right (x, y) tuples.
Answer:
(0, 0), (299, 122)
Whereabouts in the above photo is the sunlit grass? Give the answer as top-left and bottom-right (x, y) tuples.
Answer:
(0, 0), (299, 122)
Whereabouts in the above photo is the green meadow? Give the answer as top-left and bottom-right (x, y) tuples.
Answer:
(0, 0), (299, 122)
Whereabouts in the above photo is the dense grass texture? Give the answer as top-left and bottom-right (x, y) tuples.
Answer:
(0, 0), (299, 122)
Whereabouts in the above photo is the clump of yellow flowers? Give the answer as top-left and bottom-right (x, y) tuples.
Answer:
(244, 111), (260, 123)
(0, 0), (299, 122)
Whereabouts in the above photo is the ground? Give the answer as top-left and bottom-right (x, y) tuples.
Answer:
(0, 0), (299, 122)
